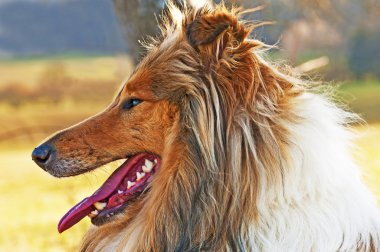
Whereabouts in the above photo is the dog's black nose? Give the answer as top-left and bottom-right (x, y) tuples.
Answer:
(32, 144), (53, 169)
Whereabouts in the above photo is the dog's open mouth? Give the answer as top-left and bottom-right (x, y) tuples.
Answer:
(58, 153), (161, 233)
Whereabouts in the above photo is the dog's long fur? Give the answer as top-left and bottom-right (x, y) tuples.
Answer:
(45, 3), (380, 251)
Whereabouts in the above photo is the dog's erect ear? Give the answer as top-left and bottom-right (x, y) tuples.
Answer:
(185, 9), (251, 67)
(184, 9), (270, 99)
(186, 15), (231, 47)
(187, 11), (249, 46)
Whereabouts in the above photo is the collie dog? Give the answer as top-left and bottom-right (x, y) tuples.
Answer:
(32, 2), (380, 251)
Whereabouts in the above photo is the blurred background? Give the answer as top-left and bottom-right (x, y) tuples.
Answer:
(0, 0), (379, 251)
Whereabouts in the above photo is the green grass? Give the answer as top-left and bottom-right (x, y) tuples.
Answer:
(0, 55), (133, 88)
(338, 80), (380, 122)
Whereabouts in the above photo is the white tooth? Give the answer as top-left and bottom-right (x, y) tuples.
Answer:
(145, 159), (154, 170)
(142, 165), (147, 171)
(154, 159), (158, 164)
(136, 172), (145, 181)
(118, 190), (124, 194)
(93, 202), (107, 210)
(127, 181), (135, 189)
(88, 209), (98, 218)
(142, 165), (152, 173)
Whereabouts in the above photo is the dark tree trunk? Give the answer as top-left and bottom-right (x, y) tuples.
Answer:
(112, 0), (163, 64)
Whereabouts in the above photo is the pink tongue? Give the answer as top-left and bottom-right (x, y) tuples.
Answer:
(57, 154), (146, 233)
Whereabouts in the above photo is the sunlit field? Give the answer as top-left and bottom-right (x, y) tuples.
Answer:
(356, 124), (380, 199)
(0, 55), (131, 87)
(0, 56), (379, 251)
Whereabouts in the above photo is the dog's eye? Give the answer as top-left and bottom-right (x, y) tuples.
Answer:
(123, 98), (142, 110)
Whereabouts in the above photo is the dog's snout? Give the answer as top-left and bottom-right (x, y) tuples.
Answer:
(32, 144), (54, 169)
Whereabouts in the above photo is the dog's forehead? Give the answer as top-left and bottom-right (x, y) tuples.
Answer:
(119, 68), (155, 100)
(121, 52), (181, 98)
(126, 69), (151, 92)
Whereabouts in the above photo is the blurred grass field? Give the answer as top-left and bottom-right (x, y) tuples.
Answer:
(0, 55), (131, 87)
(0, 56), (379, 251)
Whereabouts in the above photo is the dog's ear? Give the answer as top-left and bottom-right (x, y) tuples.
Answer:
(185, 9), (269, 99)
(185, 10), (254, 68)
(186, 11), (249, 50)
(186, 16), (231, 47)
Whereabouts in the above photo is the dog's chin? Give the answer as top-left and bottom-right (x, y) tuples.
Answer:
(57, 152), (161, 233)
